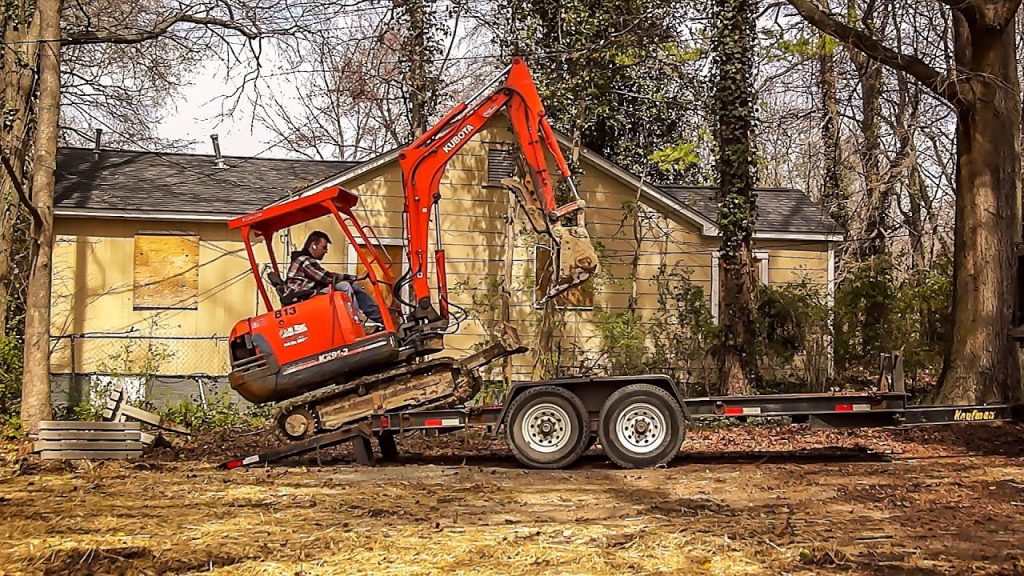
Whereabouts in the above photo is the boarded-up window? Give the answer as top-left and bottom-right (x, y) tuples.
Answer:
(487, 145), (515, 184)
(711, 250), (769, 324)
(133, 233), (199, 309)
(535, 244), (594, 309)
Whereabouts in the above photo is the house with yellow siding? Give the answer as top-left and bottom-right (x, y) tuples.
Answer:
(51, 115), (841, 408)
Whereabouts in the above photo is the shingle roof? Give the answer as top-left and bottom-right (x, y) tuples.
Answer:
(55, 147), (358, 218)
(55, 147), (842, 236)
(659, 185), (842, 236)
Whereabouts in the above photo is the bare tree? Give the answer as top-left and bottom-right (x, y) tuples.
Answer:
(5, 0), (302, 433)
(787, 0), (1024, 404)
(258, 16), (411, 160)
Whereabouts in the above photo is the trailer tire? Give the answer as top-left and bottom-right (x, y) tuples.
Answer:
(598, 383), (684, 469)
(505, 386), (590, 470)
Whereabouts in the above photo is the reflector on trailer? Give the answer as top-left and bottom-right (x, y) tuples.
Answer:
(835, 404), (871, 412)
(423, 418), (462, 427)
(724, 406), (761, 415)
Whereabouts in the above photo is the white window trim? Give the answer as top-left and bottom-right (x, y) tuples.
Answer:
(753, 250), (770, 284)
(346, 237), (410, 313)
(533, 244), (595, 311)
(710, 250), (770, 324)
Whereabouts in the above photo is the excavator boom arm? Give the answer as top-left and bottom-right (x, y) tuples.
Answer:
(398, 58), (599, 332)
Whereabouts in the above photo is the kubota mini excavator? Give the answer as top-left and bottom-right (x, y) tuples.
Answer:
(225, 58), (599, 441)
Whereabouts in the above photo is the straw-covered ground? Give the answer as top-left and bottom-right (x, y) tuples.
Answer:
(1, 423), (1023, 575)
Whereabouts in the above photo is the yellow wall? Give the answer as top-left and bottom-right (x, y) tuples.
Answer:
(51, 219), (259, 376)
(53, 116), (832, 381)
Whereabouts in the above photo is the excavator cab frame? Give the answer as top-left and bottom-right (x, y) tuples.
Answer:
(229, 184), (397, 332)
(225, 186), (413, 404)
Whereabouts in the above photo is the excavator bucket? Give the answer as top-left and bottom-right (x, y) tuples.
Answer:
(547, 221), (599, 302)
(501, 176), (600, 302)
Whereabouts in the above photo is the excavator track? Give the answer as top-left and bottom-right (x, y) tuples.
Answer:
(274, 325), (525, 441)
(275, 357), (480, 439)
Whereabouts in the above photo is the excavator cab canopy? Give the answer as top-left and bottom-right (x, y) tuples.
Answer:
(228, 185), (395, 322)
(228, 185), (359, 235)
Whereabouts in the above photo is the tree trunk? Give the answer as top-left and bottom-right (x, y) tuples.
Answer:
(906, 162), (927, 269)
(0, 196), (16, 333)
(398, 0), (436, 138)
(937, 10), (1023, 404)
(0, 9), (41, 336)
(714, 0), (759, 395)
(20, 0), (61, 433)
(817, 35), (847, 230)
(850, 42), (885, 256)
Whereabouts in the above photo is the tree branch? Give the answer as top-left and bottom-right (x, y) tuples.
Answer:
(0, 149), (44, 235)
(933, 0), (985, 27)
(63, 12), (266, 46)
(785, 0), (964, 105)
(934, 0), (1023, 28)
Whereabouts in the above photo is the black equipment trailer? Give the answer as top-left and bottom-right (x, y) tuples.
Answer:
(222, 352), (1023, 471)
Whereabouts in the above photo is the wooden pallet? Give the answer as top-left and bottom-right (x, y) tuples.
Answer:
(34, 421), (143, 460)
(101, 382), (191, 445)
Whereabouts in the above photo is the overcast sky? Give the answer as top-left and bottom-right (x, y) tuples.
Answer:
(156, 60), (285, 159)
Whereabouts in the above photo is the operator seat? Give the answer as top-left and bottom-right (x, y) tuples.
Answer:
(266, 271), (315, 306)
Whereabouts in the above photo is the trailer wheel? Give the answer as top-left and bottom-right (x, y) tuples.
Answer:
(598, 383), (684, 469)
(505, 386), (590, 469)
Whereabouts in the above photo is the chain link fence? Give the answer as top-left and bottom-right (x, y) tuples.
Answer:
(49, 333), (243, 411)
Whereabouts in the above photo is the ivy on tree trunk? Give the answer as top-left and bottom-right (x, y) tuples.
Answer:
(713, 0), (761, 395)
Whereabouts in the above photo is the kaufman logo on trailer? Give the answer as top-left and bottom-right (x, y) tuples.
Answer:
(952, 409), (997, 422)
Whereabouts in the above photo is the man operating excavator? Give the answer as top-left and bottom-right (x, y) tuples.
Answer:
(285, 230), (385, 331)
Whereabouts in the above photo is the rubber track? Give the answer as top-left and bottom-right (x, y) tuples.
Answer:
(274, 357), (482, 434)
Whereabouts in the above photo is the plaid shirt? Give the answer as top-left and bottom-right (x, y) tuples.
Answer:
(285, 253), (337, 294)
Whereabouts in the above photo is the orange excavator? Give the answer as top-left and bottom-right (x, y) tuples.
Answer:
(225, 58), (599, 441)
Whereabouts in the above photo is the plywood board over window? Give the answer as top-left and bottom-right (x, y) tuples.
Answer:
(133, 233), (199, 310)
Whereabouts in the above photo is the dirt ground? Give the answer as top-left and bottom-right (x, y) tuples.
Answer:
(1, 423), (1023, 576)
